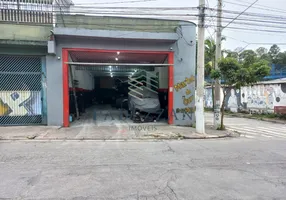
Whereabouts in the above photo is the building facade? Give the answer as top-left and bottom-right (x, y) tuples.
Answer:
(0, 1), (197, 127)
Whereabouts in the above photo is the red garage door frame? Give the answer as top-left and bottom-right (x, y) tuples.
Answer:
(62, 48), (174, 127)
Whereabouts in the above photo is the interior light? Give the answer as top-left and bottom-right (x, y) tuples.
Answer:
(117, 52), (120, 55)
(115, 57), (118, 61)
(109, 66), (111, 68)
(110, 69), (112, 72)
(134, 70), (137, 72)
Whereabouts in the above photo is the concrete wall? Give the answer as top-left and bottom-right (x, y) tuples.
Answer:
(46, 22), (196, 126)
(99, 77), (114, 89)
(56, 15), (180, 33)
(171, 22), (196, 126)
(204, 82), (286, 113)
(155, 59), (168, 89)
(241, 83), (286, 112)
(0, 24), (52, 42)
(69, 67), (94, 90)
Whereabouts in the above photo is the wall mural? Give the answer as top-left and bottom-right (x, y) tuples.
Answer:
(0, 91), (41, 116)
(204, 83), (286, 113)
(241, 83), (286, 111)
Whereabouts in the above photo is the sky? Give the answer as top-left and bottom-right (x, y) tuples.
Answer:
(70, 0), (286, 52)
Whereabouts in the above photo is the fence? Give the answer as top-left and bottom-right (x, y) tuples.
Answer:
(0, 55), (43, 125)
(0, 0), (53, 24)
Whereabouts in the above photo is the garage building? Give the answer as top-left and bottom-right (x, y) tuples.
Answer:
(0, 9), (196, 127)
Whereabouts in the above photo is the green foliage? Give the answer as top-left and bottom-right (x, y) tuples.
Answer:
(239, 50), (257, 67)
(211, 56), (270, 130)
(204, 37), (226, 77)
(275, 52), (286, 66)
(256, 47), (268, 57)
(204, 37), (216, 77)
(224, 50), (239, 59)
(226, 45), (286, 67)
(268, 44), (280, 62)
(211, 57), (270, 88)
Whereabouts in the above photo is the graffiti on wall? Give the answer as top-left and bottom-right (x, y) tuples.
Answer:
(174, 76), (195, 92)
(241, 83), (286, 110)
(225, 88), (242, 112)
(174, 75), (195, 117)
(0, 91), (41, 116)
(204, 83), (286, 113)
(204, 88), (213, 108)
(204, 87), (242, 112)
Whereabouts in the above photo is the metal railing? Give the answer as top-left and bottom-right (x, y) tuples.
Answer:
(0, 0), (54, 24)
(128, 70), (158, 101)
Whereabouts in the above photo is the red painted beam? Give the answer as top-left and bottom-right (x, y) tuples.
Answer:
(62, 49), (69, 127)
(168, 52), (174, 125)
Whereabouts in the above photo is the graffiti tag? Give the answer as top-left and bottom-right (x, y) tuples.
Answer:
(174, 75), (195, 92)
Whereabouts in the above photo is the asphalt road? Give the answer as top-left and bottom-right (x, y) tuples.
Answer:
(205, 112), (286, 140)
(1, 139), (286, 200)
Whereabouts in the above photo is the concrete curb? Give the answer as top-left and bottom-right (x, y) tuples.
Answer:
(0, 134), (235, 141)
(206, 111), (286, 125)
(226, 114), (286, 125)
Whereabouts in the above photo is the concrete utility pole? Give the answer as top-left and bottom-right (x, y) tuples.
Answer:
(196, 0), (206, 134)
(214, 0), (223, 129)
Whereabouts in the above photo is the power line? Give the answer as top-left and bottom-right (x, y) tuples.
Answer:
(207, 24), (286, 33)
(74, 0), (157, 5)
(205, 0), (216, 40)
(223, 0), (259, 29)
(206, 7), (286, 21)
(224, 36), (249, 44)
(224, 1), (286, 14)
(206, 18), (286, 30)
(205, 15), (286, 26)
(227, 0), (286, 13)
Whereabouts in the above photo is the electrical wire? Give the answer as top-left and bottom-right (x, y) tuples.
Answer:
(205, 15), (286, 26)
(3, 3), (286, 36)
(205, 0), (217, 40)
(223, 0), (258, 29)
(206, 7), (286, 21)
(74, 0), (157, 5)
(207, 25), (286, 33)
(227, 0), (286, 14)
(224, 1), (286, 14)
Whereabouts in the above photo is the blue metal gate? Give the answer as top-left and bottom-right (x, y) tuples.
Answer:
(0, 55), (44, 125)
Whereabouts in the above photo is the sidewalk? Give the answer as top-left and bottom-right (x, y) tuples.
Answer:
(0, 124), (238, 140)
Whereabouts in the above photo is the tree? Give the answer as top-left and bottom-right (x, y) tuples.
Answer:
(239, 50), (257, 66)
(268, 44), (280, 63)
(204, 37), (216, 110)
(256, 47), (268, 57)
(204, 37), (226, 110)
(275, 51), (286, 66)
(210, 57), (270, 130)
(224, 50), (239, 59)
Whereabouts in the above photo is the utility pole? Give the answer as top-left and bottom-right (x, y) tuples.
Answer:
(196, 0), (205, 134)
(214, 0), (222, 129)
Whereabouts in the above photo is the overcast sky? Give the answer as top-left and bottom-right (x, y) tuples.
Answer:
(71, 0), (286, 52)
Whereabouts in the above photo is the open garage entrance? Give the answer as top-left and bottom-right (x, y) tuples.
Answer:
(62, 48), (174, 127)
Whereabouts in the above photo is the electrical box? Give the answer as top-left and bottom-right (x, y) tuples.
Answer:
(48, 41), (56, 55)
